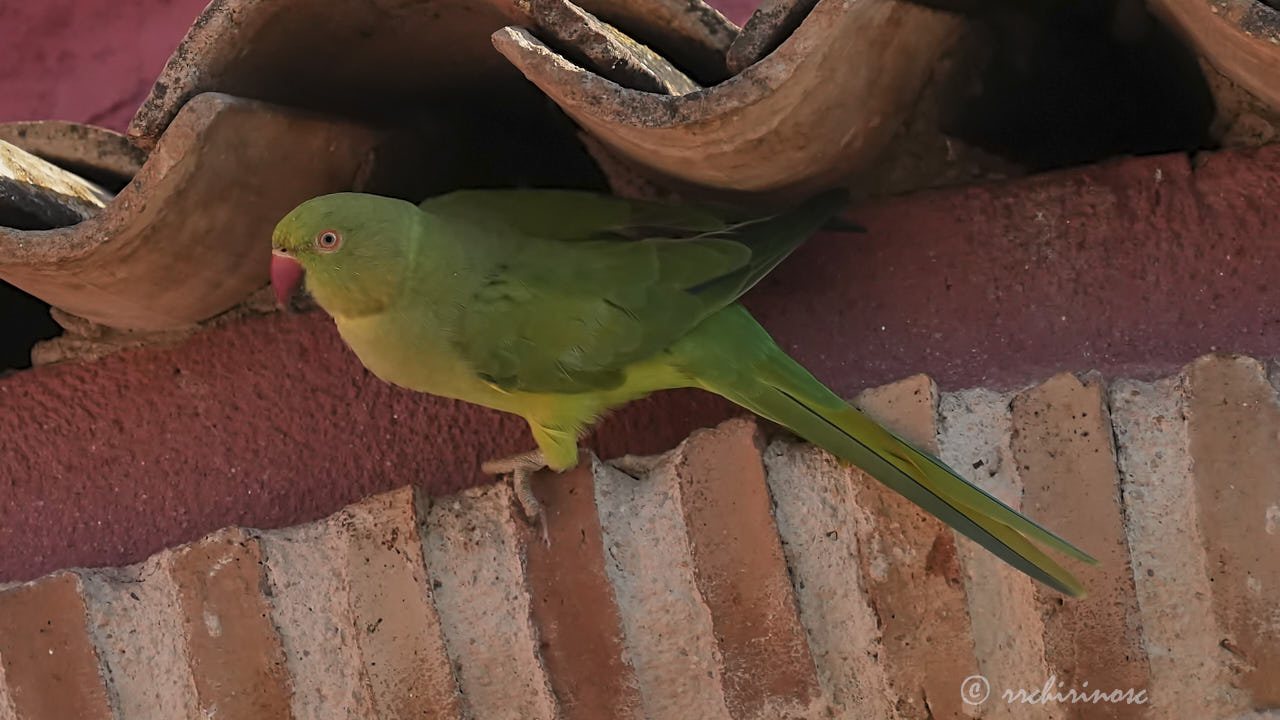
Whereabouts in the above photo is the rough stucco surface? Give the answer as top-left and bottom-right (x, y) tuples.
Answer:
(0, 310), (736, 582)
(756, 149), (1280, 391)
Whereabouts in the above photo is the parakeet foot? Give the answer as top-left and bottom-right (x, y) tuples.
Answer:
(482, 449), (550, 545)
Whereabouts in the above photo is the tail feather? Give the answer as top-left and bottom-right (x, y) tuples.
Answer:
(817, 400), (1095, 566)
(683, 314), (1096, 597)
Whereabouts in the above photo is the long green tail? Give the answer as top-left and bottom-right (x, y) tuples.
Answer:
(679, 307), (1097, 597)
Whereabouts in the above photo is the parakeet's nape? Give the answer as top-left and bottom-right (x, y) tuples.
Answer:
(271, 189), (1097, 597)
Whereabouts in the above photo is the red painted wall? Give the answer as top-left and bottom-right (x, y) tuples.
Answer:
(2, 1), (1279, 583)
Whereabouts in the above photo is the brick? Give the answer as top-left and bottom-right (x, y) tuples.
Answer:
(422, 484), (557, 719)
(1184, 355), (1280, 706)
(762, 438), (900, 719)
(80, 554), (200, 718)
(1109, 376), (1247, 717)
(521, 461), (643, 720)
(849, 375), (979, 720)
(170, 528), (292, 719)
(341, 487), (464, 719)
(0, 573), (111, 720)
(674, 418), (823, 718)
(259, 521), (378, 718)
(595, 457), (732, 720)
(937, 388), (1060, 720)
(1011, 373), (1150, 720)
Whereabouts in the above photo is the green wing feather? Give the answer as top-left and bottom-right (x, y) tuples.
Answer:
(420, 189), (726, 241)
(429, 190), (850, 394)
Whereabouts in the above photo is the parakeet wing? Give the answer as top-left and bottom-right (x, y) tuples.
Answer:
(436, 190), (849, 394)
(420, 189), (727, 241)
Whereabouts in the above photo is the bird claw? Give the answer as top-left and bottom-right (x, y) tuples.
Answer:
(482, 449), (551, 546)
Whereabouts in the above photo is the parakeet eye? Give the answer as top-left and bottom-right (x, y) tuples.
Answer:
(315, 229), (342, 251)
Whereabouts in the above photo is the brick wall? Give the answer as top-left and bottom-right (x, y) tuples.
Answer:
(2, 356), (1277, 718)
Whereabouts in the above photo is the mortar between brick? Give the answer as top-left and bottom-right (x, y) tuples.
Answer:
(80, 554), (200, 719)
(259, 522), (378, 718)
(421, 484), (558, 719)
(938, 388), (1061, 720)
(593, 456), (733, 720)
(0, 659), (16, 720)
(1109, 375), (1245, 717)
(763, 438), (901, 719)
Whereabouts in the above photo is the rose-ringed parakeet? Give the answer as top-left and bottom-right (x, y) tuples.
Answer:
(270, 189), (1096, 596)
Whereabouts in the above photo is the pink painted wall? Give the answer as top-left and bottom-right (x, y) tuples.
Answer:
(0, 0), (210, 130)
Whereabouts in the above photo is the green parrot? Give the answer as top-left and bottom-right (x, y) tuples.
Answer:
(270, 189), (1096, 596)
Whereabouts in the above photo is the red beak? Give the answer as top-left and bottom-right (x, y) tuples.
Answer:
(270, 252), (305, 307)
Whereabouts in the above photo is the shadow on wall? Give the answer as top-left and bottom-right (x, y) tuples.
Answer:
(0, 283), (59, 372)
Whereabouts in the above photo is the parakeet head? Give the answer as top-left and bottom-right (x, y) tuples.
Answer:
(270, 193), (420, 318)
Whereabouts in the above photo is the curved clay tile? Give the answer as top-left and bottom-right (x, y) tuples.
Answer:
(9, 0), (723, 332)
(1, 0), (956, 331)
(0, 93), (390, 331)
(1150, 0), (1280, 112)
(123, 0), (737, 149)
(569, 0), (740, 81)
(125, 0), (533, 151)
(494, 0), (965, 195)
(0, 122), (145, 188)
